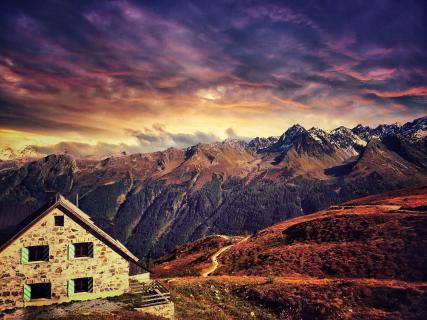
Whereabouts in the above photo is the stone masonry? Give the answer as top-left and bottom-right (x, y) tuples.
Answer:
(0, 207), (131, 311)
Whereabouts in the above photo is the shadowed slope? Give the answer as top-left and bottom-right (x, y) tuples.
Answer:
(1, 118), (427, 259)
(215, 186), (427, 281)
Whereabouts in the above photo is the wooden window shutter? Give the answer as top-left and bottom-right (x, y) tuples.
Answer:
(67, 279), (74, 296)
(88, 243), (94, 257)
(88, 277), (93, 293)
(21, 247), (29, 264)
(42, 246), (50, 261)
(68, 244), (74, 259)
(23, 284), (31, 301)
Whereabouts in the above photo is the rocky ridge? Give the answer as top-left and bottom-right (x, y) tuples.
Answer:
(0, 116), (426, 259)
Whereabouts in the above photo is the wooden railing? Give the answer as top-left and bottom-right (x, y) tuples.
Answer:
(129, 280), (171, 308)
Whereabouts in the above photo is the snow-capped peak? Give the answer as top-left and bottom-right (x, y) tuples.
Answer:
(248, 136), (279, 151)
(330, 126), (366, 148)
(308, 127), (330, 143)
(282, 124), (306, 139)
(400, 116), (427, 141)
(0, 146), (49, 161)
(0, 147), (16, 161)
(351, 116), (426, 142)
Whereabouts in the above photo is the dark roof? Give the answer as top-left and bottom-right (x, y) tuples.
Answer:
(0, 226), (21, 248)
(0, 194), (149, 272)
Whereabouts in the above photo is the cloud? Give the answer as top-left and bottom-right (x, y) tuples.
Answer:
(6, 125), (247, 159)
(225, 128), (251, 141)
(366, 87), (427, 98)
(27, 141), (135, 158)
(0, 97), (107, 135)
(130, 125), (249, 152)
(0, 0), (426, 146)
(130, 125), (224, 152)
(225, 128), (238, 139)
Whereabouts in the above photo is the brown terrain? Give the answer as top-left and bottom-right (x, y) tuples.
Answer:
(215, 185), (427, 281)
(1, 117), (426, 260)
(152, 186), (427, 319)
(2, 185), (426, 319)
(152, 235), (242, 278)
(1, 117), (427, 319)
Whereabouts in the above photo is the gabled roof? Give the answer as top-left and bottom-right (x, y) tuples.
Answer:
(0, 194), (148, 272)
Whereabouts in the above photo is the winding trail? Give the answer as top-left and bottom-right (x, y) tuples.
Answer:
(201, 236), (250, 277)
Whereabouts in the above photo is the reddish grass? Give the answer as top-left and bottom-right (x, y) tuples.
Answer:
(344, 185), (427, 207)
(213, 187), (427, 282)
(167, 276), (427, 320)
(235, 280), (427, 320)
(152, 235), (241, 278)
(153, 186), (427, 319)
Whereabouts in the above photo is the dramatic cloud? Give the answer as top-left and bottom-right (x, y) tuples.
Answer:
(2, 126), (244, 159)
(0, 0), (426, 154)
(27, 142), (134, 159)
(130, 125), (221, 152)
(130, 125), (245, 152)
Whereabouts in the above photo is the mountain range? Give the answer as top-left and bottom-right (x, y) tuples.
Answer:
(0, 116), (426, 259)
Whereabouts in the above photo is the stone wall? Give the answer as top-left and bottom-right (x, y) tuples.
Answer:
(129, 273), (150, 283)
(0, 207), (131, 311)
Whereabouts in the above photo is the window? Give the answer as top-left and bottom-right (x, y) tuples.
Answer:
(68, 277), (93, 295)
(29, 245), (49, 262)
(24, 283), (51, 300)
(54, 215), (64, 226)
(70, 242), (94, 258)
(21, 245), (49, 263)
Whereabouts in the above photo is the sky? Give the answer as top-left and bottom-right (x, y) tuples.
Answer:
(0, 0), (426, 156)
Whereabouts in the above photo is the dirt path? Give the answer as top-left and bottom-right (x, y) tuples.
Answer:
(201, 236), (249, 277)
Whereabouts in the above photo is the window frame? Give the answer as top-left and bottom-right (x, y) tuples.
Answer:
(27, 245), (49, 262)
(24, 283), (52, 300)
(73, 242), (94, 258)
(72, 277), (93, 294)
(54, 215), (64, 226)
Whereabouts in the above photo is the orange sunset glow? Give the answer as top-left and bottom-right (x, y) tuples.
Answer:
(0, 0), (426, 157)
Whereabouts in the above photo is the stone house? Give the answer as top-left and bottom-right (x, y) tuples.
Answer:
(0, 194), (173, 317)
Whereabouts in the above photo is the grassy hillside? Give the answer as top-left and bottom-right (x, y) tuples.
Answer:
(215, 186), (427, 281)
(152, 235), (241, 277)
(3, 186), (426, 319)
(151, 185), (427, 319)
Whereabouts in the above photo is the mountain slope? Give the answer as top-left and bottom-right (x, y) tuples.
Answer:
(214, 186), (427, 281)
(349, 138), (426, 181)
(0, 116), (426, 259)
(153, 186), (427, 281)
(151, 186), (427, 320)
